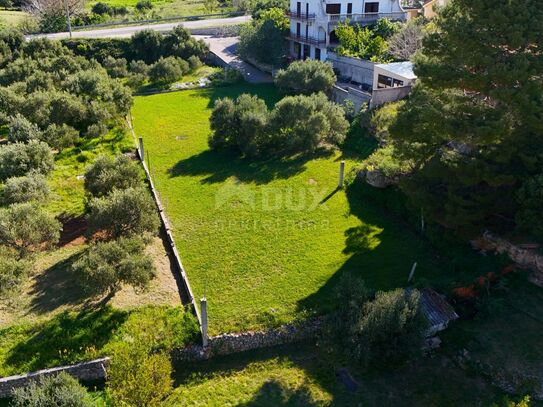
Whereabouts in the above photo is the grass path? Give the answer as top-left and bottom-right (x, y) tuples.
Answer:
(131, 84), (453, 335)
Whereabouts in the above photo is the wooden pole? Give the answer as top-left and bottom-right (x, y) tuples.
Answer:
(338, 161), (345, 188)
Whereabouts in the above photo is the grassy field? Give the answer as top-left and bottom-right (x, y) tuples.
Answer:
(0, 126), (195, 376)
(130, 84), (496, 335)
(0, 9), (28, 27)
(162, 343), (504, 406)
(86, 0), (233, 18)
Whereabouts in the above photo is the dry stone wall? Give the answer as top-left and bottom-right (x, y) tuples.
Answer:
(0, 358), (110, 398)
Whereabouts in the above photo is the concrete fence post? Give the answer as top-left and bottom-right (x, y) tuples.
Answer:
(338, 161), (345, 188)
(200, 297), (208, 347)
(139, 137), (144, 161)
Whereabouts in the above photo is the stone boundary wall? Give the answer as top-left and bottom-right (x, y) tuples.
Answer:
(172, 317), (325, 362)
(0, 358), (110, 398)
(126, 117), (202, 331)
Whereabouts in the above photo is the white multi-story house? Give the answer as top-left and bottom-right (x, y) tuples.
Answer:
(287, 0), (407, 61)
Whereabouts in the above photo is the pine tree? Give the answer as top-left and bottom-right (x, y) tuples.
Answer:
(388, 0), (543, 233)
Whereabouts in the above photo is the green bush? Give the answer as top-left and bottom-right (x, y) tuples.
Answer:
(102, 56), (128, 78)
(84, 154), (141, 197)
(0, 254), (30, 296)
(1, 172), (50, 205)
(0, 203), (61, 257)
(149, 57), (189, 85)
(8, 114), (42, 143)
(136, 0), (153, 11)
(275, 60), (336, 95)
(128, 59), (149, 75)
(72, 236), (156, 297)
(87, 187), (159, 238)
(187, 55), (202, 72)
(107, 341), (172, 407)
(41, 124), (80, 150)
(0, 141), (54, 181)
(11, 372), (93, 407)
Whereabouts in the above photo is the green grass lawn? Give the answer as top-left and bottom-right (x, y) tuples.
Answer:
(0, 9), (29, 27)
(86, 0), (233, 18)
(130, 83), (491, 335)
(164, 343), (503, 406)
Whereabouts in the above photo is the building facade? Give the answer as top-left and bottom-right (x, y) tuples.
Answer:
(287, 0), (407, 61)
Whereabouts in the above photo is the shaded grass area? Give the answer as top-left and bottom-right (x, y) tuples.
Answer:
(166, 343), (503, 406)
(46, 127), (134, 218)
(131, 84), (502, 335)
(0, 305), (198, 376)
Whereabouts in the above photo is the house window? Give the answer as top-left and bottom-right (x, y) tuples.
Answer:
(296, 22), (301, 36)
(377, 74), (404, 88)
(315, 48), (321, 60)
(364, 2), (379, 13)
(326, 3), (341, 14)
(347, 3), (352, 14)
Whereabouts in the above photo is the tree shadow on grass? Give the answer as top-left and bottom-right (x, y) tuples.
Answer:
(169, 148), (334, 185)
(186, 83), (281, 109)
(238, 380), (321, 407)
(28, 252), (89, 315)
(4, 306), (127, 374)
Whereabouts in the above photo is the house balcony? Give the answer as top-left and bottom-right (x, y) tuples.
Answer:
(286, 11), (316, 21)
(287, 33), (326, 47)
(327, 11), (407, 28)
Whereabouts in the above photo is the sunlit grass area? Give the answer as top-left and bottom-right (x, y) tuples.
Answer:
(131, 84), (458, 335)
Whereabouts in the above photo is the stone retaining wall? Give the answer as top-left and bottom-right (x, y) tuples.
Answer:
(172, 317), (324, 361)
(0, 358), (109, 398)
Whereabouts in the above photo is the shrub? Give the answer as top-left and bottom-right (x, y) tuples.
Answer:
(149, 57), (189, 84)
(0, 140), (54, 181)
(8, 114), (42, 143)
(85, 123), (109, 138)
(0, 254), (30, 296)
(268, 92), (349, 153)
(87, 187), (159, 238)
(209, 94), (269, 157)
(11, 372), (93, 407)
(107, 341), (172, 407)
(275, 60), (336, 95)
(238, 11), (287, 66)
(72, 236), (156, 296)
(128, 59), (149, 75)
(102, 56), (128, 78)
(126, 73), (147, 90)
(135, 0), (153, 11)
(0, 203), (61, 257)
(355, 288), (425, 368)
(1, 172), (50, 205)
(84, 154), (141, 197)
(91, 2), (113, 15)
(130, 30), (163, 64)
(42, 123), (80, 149)
(187, 55), (202, 72)
(161, 25), (208, 61)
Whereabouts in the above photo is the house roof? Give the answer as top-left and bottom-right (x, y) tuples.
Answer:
(419, 288), (459, 328)
(375, 61), (417, 80)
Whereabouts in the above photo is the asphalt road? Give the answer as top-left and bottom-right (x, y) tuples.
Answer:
(28, 15), (250, 40)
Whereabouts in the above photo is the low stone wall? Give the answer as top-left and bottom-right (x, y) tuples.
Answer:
(0, 358), (109, 398)
(172, 317), (324, 362)
(474, 232), (543, 285)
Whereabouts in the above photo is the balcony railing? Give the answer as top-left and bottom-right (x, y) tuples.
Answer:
(287, 33), (326, 46)
(328, 11), (407, 25)
(286, 11), (316, 20)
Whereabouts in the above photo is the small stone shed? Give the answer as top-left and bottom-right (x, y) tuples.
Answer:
(419, 288), (459, 337)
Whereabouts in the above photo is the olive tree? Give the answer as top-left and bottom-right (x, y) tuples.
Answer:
(0, 254), (30, 296)
(84, 154), (140, 197)
(1, 172), (50, 205)
(0, 203), (60, 257)
(0, 140), (54, 181)
(8, 114), (42, 143)
(11, 372), (93, 407)
(72, 236), (156, 296)
(149, 56), (189, 85)
(87, 187), (159, 238)
(275, 60), (336, 95)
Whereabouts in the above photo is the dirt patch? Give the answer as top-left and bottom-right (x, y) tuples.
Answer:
(58, 216), (87, 248)
(111, 235), (181, 309)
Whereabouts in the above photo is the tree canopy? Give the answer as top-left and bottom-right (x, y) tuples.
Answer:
(380, 0), (543, 235)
